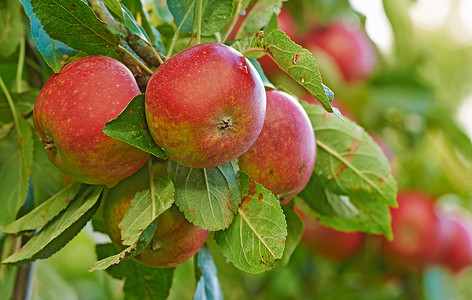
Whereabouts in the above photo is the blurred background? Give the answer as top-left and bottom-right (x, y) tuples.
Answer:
(2, 0), (472, 299)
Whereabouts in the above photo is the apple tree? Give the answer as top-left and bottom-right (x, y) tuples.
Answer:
(12, 0), (472, 299)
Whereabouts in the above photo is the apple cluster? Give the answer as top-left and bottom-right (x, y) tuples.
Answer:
(33, 43), (317, 267)
(381, 191), (472, 274)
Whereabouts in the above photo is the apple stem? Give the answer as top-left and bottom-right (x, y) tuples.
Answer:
(241, 48), (266, 56)
(118, 45), (154, 75)
(221, 0), (244, 43)
(196, 0), (203, 44)
(0, 76), (22, 138)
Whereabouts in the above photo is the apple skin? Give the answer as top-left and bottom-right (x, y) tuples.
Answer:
(145, 43), (266, 169)
(238, 90), (316, 203)
(434, 211), (472, 274)
(103, 165), (209, 268)
(381, 191), (440, 271)
(33, 56), (149, 187)
(303, 21), (377, 83)
(294, 206), (365, 261)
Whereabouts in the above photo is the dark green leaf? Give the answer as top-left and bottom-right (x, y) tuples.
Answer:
(2, 185), (103, 264)
(298, 175), (393, 239)
(194, 245), (223, 300)
(121, 4), (151, 44)
(0, 89), (38, 127)
(0, 117), (34, 227)
(31, 0), (121, 56)
(20, 0), (78, 72)
(1, 182), (82, 234)
(279, 206), (304, 266)
(214, 172), (287, 274)
(302, 101), (397, 207)
(96, 243), (175, 300)
(103, 94), (168, 159)
(0, 0), (24, 57)
(254, 29), (333, 112)
(168, 160), (241, 231)
(167, 0), (232, 35)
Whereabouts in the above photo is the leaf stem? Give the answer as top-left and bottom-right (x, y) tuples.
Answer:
(118, 44), (154, 75)
(0, 76), (22, 138)
(196, 0), (203, 44)
(221, 0), (243, 43)
(166, 0), (196, 58)
(241, 48), (266, 56)
(16, 38), (25, 93)
(148, 158), (156, 219)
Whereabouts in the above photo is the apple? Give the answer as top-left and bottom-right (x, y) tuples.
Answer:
(238, 90), (316, 203)
(103, 165), (209, 268)
(303, 21), (377, 83)
(434, 210), (472, 274)
(145, 43), (266, 169)
(294, 206), (364, 261)
(381, 191), (440, 271)
(33, 56), (149, 187)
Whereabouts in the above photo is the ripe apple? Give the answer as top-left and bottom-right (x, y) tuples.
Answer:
(103, 165), (209, 268)
(145, 43), (266, 169)
(294, 206), (365, 261)
(238, 90), (316, 203)
(303, 21), (377, 83)
(381, 191), (440, 271)
(434, 210), (472, 274)
(33, 56), (149, 187)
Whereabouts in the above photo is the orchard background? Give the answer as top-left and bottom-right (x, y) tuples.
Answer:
(1, 0), (472, 299)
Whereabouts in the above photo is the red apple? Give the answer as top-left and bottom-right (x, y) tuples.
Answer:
(434, 210), (472, 274)
(295, 206), (364, 261)
(303, 21), (377, 83)
(381, 191), (440, 271)
(103, 165), (209, 268)
(145, 43), (266, 169)
(238, 90), (316, 203)
(33, 56), (149, 187)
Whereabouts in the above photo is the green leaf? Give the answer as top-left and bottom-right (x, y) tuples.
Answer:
(31, 138), (68, 206)
(0, 0), (24, 57)
(95, 243), (175, 300)
(20, 0), (78, 72)
(254, 29), (333, 112)
(297, 175), (393, 239)
(31, 0), (121, 56)
(279, 206), (304, 266)
(121, 4), (151, 44)
(194, 245), (223, 300)
(0, 117), (34, 227)
(167, 0), (232, 35)
(234, 0), (283, 40)
(0, 89), (38, 126)
(103, 94), (167, 159)
(214, 172), (287, 274)
(168, 160), (241, 231)
(2, 185), (103, 264)
(102, 0), (123, 19)
(120, 177), (175, 246)
(1, 182), (82, 234)
(301, 102), (397, 208)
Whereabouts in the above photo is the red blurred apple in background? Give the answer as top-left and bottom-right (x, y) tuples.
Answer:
(294, 205), (365, 261)
(434, 209), (472, 274)
(33, 56), (149, 187)
(381, 191), (440, 271)
(145, 43), (266, 169)
(238, 90), (316, 203)
(103, 165), (209, 268)
(303, 21), (377, 83)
